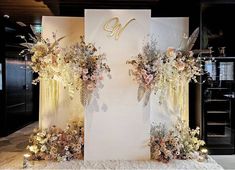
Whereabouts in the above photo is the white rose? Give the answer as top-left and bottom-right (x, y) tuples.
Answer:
(36, 136), (42, 142)
(29, 145), (39, 154)
(166, 47), (176, 58)
(40, 145), (47, 152)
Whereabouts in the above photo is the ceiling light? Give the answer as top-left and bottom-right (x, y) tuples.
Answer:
(16, 21), (27, 27)
(3, 14), (10, 19)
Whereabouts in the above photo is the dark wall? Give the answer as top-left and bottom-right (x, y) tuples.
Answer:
(0, 17), (39, 137)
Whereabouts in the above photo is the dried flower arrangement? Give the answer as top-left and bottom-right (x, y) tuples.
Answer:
(27, 120), (84, 161)
(150, 124), (181, 163)
(127, 28), (203, 105)
(20, 28), (111, 103)
(174, 120), (205, 160)
(127, 39), (163, 106)
(150, 119), (206, 163)
(19, 31), (65, 85)
(63, 36), (111, 105)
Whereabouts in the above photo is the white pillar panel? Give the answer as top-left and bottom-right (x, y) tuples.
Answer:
(150, 18), (189, 128)
(40, 16), (84, 129)
(85, 10), (151, 160)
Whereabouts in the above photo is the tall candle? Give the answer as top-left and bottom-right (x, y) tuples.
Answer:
(23, 154), (31, 169)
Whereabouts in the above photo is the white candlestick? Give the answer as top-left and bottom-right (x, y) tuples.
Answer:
(200, 148), (208, 161)
(23, 154), (31, 169)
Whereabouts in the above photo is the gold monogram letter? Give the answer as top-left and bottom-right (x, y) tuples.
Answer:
(103, 17), (136, 40)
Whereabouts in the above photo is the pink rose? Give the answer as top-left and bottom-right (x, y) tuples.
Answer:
(91, 75), (97, 81)
(83, 68), (89, 74)
(82, 75), (88, 81)
(87, 84), (95, 91)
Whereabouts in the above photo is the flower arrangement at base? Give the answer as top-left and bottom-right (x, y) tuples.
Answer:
(150, 124), (181, 163)
(174, 120), (205, 160)
(127, 28), (203, 105)
(27, 120), (84, 161)
(20, 31), (65, 85)
(63, 36), (111, 105)
(150, 119), (206, 163)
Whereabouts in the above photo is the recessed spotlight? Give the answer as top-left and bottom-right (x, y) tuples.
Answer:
(3, 14), (10, 19)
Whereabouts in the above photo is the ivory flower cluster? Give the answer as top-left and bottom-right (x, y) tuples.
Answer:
(20, 33), (111, 98)
(20, 33), (65, 84)
(174, 120), (205, 159)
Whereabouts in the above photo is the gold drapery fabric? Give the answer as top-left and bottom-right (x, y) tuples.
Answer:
(39, 79), (84, 129)
(169, 81), (189, 125)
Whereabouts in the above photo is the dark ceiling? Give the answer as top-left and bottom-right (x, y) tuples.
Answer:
(0, 0), (53, 25)
(44, 0), (200, 17)
(0, 0), (201, 24)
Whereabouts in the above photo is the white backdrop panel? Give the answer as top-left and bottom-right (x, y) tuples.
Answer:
(40, 16), (84, 129)
(150, 17), (189, 128)
(85, 10), (151, 160)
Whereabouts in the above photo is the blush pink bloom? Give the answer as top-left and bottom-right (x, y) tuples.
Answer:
(83, 68), (89, 74)
(145, 74), (153, 84)
(87, 84), (95, 91)
(189, 51), (194, 57)
(93, 70), (98, 75)
(166, 47), (176, 58)
(91, 75), (97, 81)
(99, 75), (103, 80)
(82, 75), (88, 81)
(176, 61), (185, 71)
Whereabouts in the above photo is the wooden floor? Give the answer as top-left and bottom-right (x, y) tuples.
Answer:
(0, 122), (43, 169)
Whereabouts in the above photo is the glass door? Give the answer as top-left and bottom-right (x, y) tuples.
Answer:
(203, 57), (235, 153)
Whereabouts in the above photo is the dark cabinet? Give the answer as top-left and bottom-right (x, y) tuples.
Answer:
(0, 17), (38, 137)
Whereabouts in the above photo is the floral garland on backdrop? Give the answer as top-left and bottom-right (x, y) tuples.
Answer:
(19, 32), (65, 85)
(20, 28), (111, 104)
(127, 28), (203, 105)
(62, 36), (111, 105)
